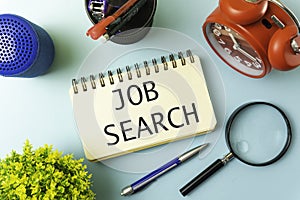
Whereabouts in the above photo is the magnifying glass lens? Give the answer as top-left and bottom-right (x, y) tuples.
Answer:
(228, 104), (289, 165)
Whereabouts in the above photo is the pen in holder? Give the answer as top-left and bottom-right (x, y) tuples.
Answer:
(0, 14), (55, 78)
(85, 0), (157, 44)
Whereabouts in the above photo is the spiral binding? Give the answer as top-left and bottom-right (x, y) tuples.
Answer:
(72, 50), (195, 94)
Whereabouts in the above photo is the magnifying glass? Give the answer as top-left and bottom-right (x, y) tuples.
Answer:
(180, 101), (292, 196)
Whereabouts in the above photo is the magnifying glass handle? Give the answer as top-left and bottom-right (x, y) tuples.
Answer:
(180, 152), (234, 196)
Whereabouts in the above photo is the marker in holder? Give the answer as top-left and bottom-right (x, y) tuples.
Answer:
(85, 0), (157, 44)
(0, 14), (55, 78)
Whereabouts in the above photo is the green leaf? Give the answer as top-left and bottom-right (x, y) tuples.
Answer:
(0, 140), (95, 199)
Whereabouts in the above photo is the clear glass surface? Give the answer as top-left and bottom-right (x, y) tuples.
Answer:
(228, 104), (288, 165)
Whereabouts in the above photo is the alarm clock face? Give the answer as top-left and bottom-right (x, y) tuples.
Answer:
(204, 22), (265, 77)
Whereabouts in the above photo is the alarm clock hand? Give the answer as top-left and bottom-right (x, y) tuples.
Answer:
(229, 33), (257, 62)
(228, 33), (240, 48)
(235, 46), (257, 62)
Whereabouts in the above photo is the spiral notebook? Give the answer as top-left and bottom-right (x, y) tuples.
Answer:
(70, 50), (216, 161)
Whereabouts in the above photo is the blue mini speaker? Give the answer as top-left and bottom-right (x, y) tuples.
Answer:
(0, 14), (55, 77)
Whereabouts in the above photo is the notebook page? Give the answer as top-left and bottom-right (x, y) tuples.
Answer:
(70, 54), (216, 161)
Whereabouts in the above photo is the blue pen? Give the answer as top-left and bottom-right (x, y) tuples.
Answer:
(120, 143), (209, 196)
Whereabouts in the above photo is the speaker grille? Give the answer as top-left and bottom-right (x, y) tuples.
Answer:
(0, 15), (38, 76)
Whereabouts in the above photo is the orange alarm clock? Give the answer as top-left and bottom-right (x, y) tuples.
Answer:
(203, 0), (300, 78)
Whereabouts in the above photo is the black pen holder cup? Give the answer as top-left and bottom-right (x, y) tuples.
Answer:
(85, 0), (157, 44)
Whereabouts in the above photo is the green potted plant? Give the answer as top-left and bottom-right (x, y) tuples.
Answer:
(0, 140), (95, 199)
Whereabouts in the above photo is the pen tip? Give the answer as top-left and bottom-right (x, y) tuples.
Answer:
(195, 143), (209, 152)
(202, 143), (209, 148)
(189, 143), (208, 154)
(178, 143), (210, 162)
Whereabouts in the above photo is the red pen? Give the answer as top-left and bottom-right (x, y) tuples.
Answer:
(86, 0), (139, 40)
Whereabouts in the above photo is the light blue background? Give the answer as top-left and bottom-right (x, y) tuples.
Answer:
(1, 0), (300, 200)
